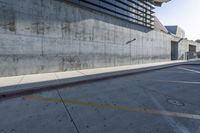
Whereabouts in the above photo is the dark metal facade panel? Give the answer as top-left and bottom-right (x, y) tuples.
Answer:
(66, 0), (155, 28)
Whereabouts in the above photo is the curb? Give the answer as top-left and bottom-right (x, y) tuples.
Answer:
(183, 59), (200, 65)
(0, 61), (185, 100)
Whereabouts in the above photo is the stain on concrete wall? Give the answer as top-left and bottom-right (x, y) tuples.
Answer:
(0, 4), (16, 33)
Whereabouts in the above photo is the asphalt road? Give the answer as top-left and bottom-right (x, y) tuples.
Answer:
(0, 64), (200, 133)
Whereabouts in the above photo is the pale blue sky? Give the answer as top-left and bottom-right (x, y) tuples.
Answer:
(155, 0), (200, 41)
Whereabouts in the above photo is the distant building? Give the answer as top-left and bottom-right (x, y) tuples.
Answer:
(166, 25), (200, 60)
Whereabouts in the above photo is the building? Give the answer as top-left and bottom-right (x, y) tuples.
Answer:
(0, 0), (198, 77)
(168, 26), (200, 60)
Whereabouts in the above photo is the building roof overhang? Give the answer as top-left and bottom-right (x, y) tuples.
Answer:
(148, 0), (171, 6)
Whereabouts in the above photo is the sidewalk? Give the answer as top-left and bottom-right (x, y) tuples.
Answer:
(0, 60), (187, 98)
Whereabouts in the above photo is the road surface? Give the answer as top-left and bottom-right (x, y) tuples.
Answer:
(0, 64), (200, 133)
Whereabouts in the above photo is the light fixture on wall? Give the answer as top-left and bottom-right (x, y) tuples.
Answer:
(126, 38), (136, 45)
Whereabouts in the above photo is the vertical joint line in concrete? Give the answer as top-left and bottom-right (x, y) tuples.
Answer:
(41, 36), (44, 56)
(16, 76), (25, 88)
(57, 90), (81, 133)
(77, 70), (87, 76)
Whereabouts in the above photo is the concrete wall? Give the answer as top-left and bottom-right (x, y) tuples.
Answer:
(178, 40), (200, 59)
(0, 0), (171, 77)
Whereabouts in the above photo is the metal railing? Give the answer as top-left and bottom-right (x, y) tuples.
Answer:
(185, 52), (200, 60)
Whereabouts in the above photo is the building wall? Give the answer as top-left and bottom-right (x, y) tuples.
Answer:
(177, 39), (200, 59)
(176, 26), (185, 38)
(0, 0), (171, 77)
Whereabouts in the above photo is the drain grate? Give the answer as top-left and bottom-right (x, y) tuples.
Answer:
(167, 98), (185, 106)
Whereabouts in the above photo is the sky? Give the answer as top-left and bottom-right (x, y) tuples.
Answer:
(155, 0), (200, 41)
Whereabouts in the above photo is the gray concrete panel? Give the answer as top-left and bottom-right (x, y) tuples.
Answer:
(0, 0), (173, 77)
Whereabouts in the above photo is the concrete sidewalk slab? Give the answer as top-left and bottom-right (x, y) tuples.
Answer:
(0, 75), (23, 88)
(79, 61), (181, 75)
(0, 76), (24, 94)
(185, 59), (200, 65)
(0, 71), (86, 93)
(16, 73), (59, 92)
(0, 61), (187, 99)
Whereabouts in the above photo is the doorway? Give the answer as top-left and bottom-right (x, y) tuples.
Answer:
(171, 41), (178, 60)
(189, 45), (196, 52)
